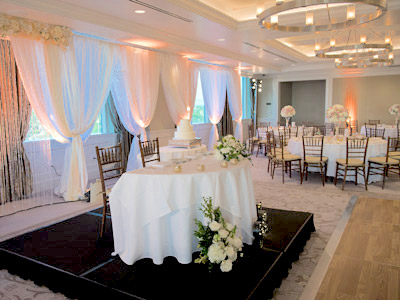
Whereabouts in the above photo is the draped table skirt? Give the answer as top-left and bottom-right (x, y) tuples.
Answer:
(110, 155), (256, 265)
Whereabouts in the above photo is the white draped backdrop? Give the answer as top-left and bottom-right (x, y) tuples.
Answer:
(8, 32), (244, 200)
(11, 35), (115, 201)
(111, 46), (160, 171)
(160, 54), (199, 125)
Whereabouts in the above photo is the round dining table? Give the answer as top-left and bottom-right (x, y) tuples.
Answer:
(110, 155), (257, 265)
(360, 125), (398, 139)
(287, 136), (387, 183)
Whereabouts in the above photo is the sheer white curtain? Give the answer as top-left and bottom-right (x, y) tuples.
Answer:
(200, 66), (227, 150)
(111, 46), (160, 171)
(160, 54), (199, 124)
(11, 35), (115, 201)
(226, 69), (243, 142)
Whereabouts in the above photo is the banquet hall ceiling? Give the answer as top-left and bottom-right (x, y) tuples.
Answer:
(1, 0), (400, 75)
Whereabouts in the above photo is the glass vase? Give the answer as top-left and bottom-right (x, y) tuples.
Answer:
(285, 117), (290, 127)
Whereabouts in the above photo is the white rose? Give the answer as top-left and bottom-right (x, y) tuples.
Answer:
(220, 259), (233, 272)
(208, 242), (226, 263)
(225, 246), (235, 257)
(218, 228), (229, 239)
(225, 223), (234, 231)
(221, 147), (230, 154)
(228, 251), (237, 262)
(227, 237), (234, 245)
(209, 221), (222, 231)
(214, 151), (224, 161)
(233, 237), (243, 249)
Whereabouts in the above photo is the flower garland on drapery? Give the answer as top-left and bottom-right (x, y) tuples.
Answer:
(0, 14), (72, 47)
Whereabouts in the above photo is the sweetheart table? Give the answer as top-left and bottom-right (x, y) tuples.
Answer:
(287, 137), (387, 183)
(110, 155), (257, 265)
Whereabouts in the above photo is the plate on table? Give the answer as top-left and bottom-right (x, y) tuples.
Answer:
(150, 161), (173, 169)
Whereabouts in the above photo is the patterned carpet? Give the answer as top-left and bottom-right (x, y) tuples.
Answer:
(0, 154), (399, 300)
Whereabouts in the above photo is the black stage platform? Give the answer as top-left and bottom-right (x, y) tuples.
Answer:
(0, 208), (314, 300)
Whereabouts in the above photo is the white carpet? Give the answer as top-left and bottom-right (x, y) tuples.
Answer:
(0, 154), (399, 300)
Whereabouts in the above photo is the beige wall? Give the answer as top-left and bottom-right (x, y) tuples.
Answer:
(332, 75), (400, 125)
(149, 79), (175, 131)
(257, 78), (276, 124)
(291, 80), (326, 125)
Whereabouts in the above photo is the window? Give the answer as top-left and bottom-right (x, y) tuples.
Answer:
(241, 77), (253, 119)
(25, 106), (112, 142)
(191, 74), (208, 124)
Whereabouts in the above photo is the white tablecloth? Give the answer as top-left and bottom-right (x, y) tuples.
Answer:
(287, 137), (387, 183)
(137, 144), (207, 167)
(360, 125), (398, 139)
(110, 156), (257, 265)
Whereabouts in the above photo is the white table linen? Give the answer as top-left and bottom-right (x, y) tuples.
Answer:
(287, 137), (387, 183)
(360, 125), (398, 139)
(137, 144), (207, 167)
(110, 156), (256, 265)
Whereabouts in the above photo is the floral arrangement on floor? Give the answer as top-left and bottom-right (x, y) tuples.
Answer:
(326, 104), (349, 123)
(0, 14), (72, 47)
(214, 135), (250, 162)
(194, 197), (243, 272)
(280, 105), (296, 118)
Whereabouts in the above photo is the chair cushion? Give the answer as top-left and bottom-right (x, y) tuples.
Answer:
(368, 156), (400, 165)
(252, 137), (259, 141)
(259, 139), (268, 144)
(305, 156), (328, 164)
(275, 154), (301, 162)
(389, 151), (400, 157)
(336, 158), (364, 167)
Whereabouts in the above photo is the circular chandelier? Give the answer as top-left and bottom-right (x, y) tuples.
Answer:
(335, 54), (394, 68)
(315, 42), (393, 58)
(258, 0), (387, 33)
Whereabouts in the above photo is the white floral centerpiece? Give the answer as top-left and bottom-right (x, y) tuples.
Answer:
(326, 104), (349, 136)
(280, 105), (296, 127)
(389, 104), (400, 125)
(194, 197), (243, 272)
(214, 135), (250, 163)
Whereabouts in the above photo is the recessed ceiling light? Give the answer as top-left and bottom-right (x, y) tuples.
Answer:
(290, 64), (296, 67)
(251, 50), (257, 53)
(135, 10), (146, 14)
(218, 38), (225, 42)
(274, 58), (279, 61)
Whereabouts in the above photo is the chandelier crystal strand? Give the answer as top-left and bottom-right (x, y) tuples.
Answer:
(258, 0), (387, 32)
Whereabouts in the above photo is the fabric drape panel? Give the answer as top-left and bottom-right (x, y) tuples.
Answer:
(0, 39), (32, 204)
(226, 69), (243, 142)
(111, 46), (160, 171)
(200, 66), (227, 150)
(10, 35), (115, 201)
(160, 54), (199, 125)
(105, 94), (133, 170)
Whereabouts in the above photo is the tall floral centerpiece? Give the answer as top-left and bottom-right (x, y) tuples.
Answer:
(281, 105), (296, 127)
(326, 104), (349, 136)
(214, 135), (250, 164)
(389, 104), (400, 125)
(194, 197), (243, 272)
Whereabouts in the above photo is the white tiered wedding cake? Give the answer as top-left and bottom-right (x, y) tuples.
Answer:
(173, 119), (196, 140)
(168, 119), (201, 148)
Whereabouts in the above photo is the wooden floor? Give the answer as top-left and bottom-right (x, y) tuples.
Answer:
(316, 197), (400, 300)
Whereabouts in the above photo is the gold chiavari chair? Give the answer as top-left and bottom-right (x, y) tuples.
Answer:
(388, 136), (400, 161)
(301, 136), (328, 186)
(95, 144), (125, 238)
(325, 123), (335, 136)
(364, 124), (377, 137)
(248, 123), (259, 154)
(334, 137), (369, 191)
(348, 120), (358, 135)
(278, 128), (291, 146)
(256, 127), (268, 157)
(365, 127), (385, 139)
(265, 132), (274, 173)
(313, 125), (326, 136)
(397, 124), (400, 138)
(271, 135), (302, 184)
(259, 122), (271, 128)
(368, 120), (380, 125)
(335, 127), (346, 136)
(367, 137), (400, 189)
(303, 126), (314, 136)
(139, 137), (161, 168)
(290, 126), (299, 138)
